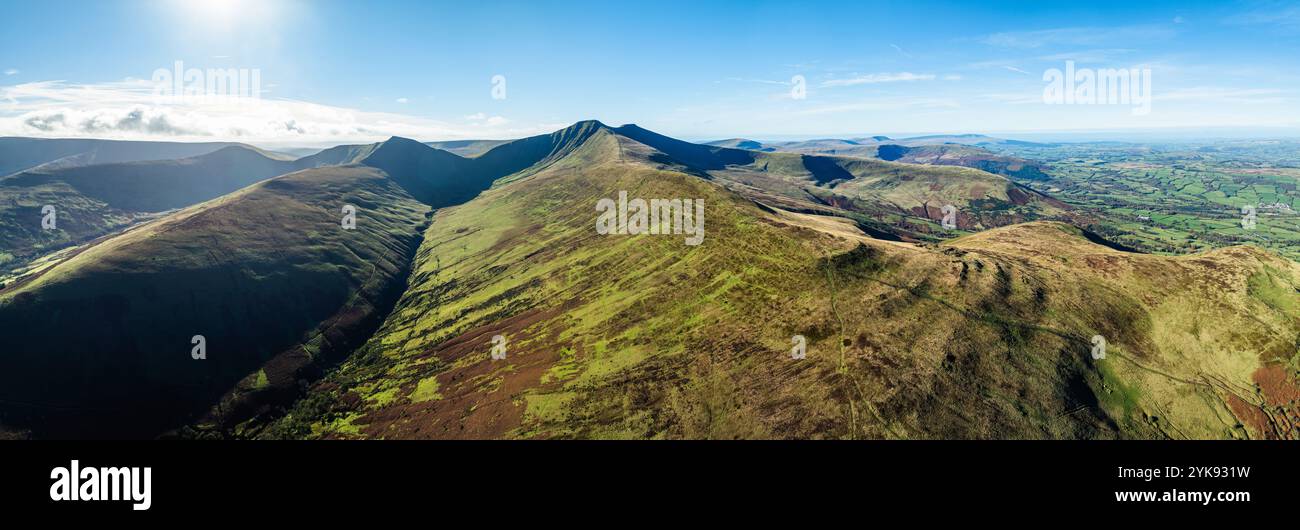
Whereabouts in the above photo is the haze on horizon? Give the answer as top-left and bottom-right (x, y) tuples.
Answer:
(1, 0), (1298, 145)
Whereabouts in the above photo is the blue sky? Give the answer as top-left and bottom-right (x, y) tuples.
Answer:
(1, 0), (1298, 145)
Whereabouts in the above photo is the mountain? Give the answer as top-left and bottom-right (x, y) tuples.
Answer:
(425, 139), (512, 157)
(0, 137), (251, 177)
(293, 143), (380, 167)
(705, 138), (777, 152)
(251, 121), (1300, 441)
(705, 137), (1051, 182)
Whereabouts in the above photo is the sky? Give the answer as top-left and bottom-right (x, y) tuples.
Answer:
(1, 0), (1298, 146)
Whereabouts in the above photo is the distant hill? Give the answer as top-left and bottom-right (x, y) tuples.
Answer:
(0, 137), (253, 177)
(631, 125), (1067, 239)
(424, 139), (512, 157)
(702, 135), (1052, 183)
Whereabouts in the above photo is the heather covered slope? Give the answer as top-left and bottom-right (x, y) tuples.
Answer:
(265, 123), (1300, 440)
(0, 165), (431, 438)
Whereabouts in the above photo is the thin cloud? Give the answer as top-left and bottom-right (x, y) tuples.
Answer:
(1035, 48), (1136, 62)
(821, 72), (935, 87)
(982, 24), (1177, 48)
(1156, 87), (1291, 104)
(889, 44), (913, 59)
(3, 69), (17, 76)
(725, 77), (792, 86)
(1225, 5), (1300, 30)
(791, 96), (960, 116)
(1002, 66), (1032, 75)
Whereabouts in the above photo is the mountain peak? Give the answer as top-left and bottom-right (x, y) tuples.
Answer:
(379, 136), (432, 149)
(569, 119), (608, 129)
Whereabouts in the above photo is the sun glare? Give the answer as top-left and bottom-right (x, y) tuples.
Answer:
(186, 0), (244, 20)
(169, 0), (281, 30)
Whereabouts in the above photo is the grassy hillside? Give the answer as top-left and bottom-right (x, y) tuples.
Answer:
(264, 124), (1300, 440)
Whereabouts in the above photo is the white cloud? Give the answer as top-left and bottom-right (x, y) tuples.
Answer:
(3, 69), (17, 76)
(0, 80), (561, 145)
(1035, 48), (1135, 63)
(1225, 6), (1300, 30)
(395, 97), (408, 104)
(1155, 87), (1291, 104)
(1002, 66), (1032, 75)
(820, 72), (935, 88)
(724, 77), (791, 85)
(791, 96), (960, 116)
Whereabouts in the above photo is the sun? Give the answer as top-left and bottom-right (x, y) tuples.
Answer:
(190, 0), (244, 19)
(170, 0), (254, 28)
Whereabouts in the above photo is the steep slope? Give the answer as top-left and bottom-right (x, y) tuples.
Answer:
(0, 165), (431, 438)
(0, 137), (245, 177)
(265, 123), (1300, 440)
